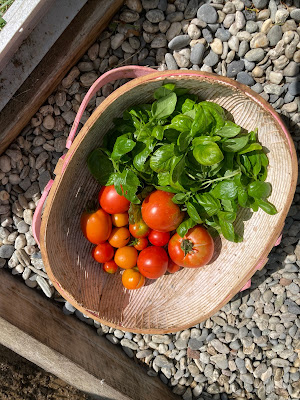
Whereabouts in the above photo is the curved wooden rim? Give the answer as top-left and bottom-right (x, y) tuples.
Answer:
(41, 71), (298, 333)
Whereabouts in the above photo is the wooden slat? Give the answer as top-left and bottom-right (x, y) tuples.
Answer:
(0, 269), (179, 400)
(0, 0), (124, 154)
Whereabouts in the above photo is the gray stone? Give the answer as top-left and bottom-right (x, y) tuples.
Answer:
(271, 358), (290, 368)
(154, 355), (173, 368)
(146, 9), (164, 23)
(227, 60), (245, 77)
(184, 0), (198, 19)
(165, 53), (178, 69)
(244, 59), (255, 71)
(290, 8), (300, 22)
(197, 4), (218, 24)
(215, 27), (231, 42)
(267, 25), (283, 47)
(168, 35), (191, 50)
(245, 48), (265, 62)
(203, 51), (219, 67)
(0, 245), (14, 258)
(252, 0), (268, 9)
(188, 338), (203, 350)
(202, 28), (213, 43)
(236, 71), (254, 86)
(288, 82), (300, 96)
(211, 339), (230, 354)
(190, 43), (205, 65)
(151, 34), (167, 48)
(120, 338), (139, 350)
(264, 84), (284, 96)
(244, 306), (255, 319)
(210, 354), (228, 370)
(238, 40), (249, 57)
(166, 12), (184, 23)
(166, 21), (181, 41)
(246, 20), (257, 33)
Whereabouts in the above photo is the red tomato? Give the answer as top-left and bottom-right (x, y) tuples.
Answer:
(114, 246), (138, 269)
(167, 259), (181, 273)
(148, 230), (170, 247)
(92, 242), (114, 263)
(141, 190), (185, 232)
(98, 185), (130, 214)
(81, 209), (112, 244)
(168, 226), (214, 268)
(103, 260), (118, 274)
(137, 246), (168, 279)
(132, 237), (149, 251)
(122, 269), (145, 290)
(129, 220), (151, 238)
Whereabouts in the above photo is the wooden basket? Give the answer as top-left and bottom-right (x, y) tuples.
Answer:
(34, 67), (298, 333)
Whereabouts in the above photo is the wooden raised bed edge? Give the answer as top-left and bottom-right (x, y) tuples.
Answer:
(0, 0), (124, 154)
(0, 269), (179, 400)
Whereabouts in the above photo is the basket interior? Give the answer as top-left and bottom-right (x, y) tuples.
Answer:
(41, 74), (295, 333)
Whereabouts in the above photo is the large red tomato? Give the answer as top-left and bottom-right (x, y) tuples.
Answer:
(168, 226), (214, 268)
(80, 208), (112, 244)
(137, 246), (168, 279)
(141, 190), (185, 232)
(99, 185), (130, 214)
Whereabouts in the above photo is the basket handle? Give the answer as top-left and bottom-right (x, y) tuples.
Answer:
(66, 65), (155, 149)
(33, 66), (155, 247)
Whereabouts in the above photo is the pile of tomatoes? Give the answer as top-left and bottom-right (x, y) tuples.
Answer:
(80, 185), (214, 290)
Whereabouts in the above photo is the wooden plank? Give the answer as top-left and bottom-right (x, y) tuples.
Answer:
(0, 0), (88, 111)
(0, 269), (179, 400)
(0, 0), (124, 154)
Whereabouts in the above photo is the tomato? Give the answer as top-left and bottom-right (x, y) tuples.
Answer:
(108, 227), (130, 248)
(114, 246), (138, 269)
(129, 220), (151, 238)
(81, 208), (112, 244)
(98, 185), (130, 214)
(141, 190), (185, 232)
(111, 212), (129, 227)
(137, 246), (168, 279)
(167, 259), (181, 273)
(168, 226), (214, 268)
(132, 237), (148, 251)
(92, 242), (114, 263)
(122, 269), (145, 290)
(148, 230), (170, 247)
(103, 260), (118, 274)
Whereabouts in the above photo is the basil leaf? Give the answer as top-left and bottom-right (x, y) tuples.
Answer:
(222, 135), (249, 152)
(216, 121), (241, 138)
(169, 115), (193, 132)
(87, 148), (115, 186)
(196, 193), (221, 216)
(218, 217), (236, 242)
(150, 144), (175, 172)
(218, 211), (236, 223)
(178, 131), (193, 152)
(238, 187), (248, 208)
(111, 135), (136, 161)
(253, 155), (262, 177)
(114, 169), (140, 204)
(256, 199), (277, 215)
(193, 142), (224, 166)
(157, 172), (170, 186)
(212, 181), (238, 200)
(186, 201), (202, 223)
(164, 128), (180, 143)
(172, 193), (189, 204)
(154, 85), (174, 99)
(248, 181), (272, 199)
(238, 143), (262, 154)
(152, 92), (177, 120)
(177, 218), (197, 238)
(133, 138), (156, 172)
(152, 126), (164, 140)
(182, 98), (196, 113)
(170, 156), (185, 190)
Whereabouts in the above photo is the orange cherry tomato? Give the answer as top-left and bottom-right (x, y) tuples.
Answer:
(103, 260), (118, 274)
(129, 220), (151, 238)
(114, 246), (138, 269)
(92, 242), (114, 263)
(122, 269), (145, 290)
(80, 208), (112, 245)
(108, 227), (130, 248)
(167, 259), (181, 274)
(133, 237), (148, 251)
(111, 212), (129, 227)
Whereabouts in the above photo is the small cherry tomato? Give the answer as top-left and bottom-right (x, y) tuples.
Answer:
(132, 237), (149, 251)
(122, 269), (145, 290)
(80, 208), (112, 244)
(92, 242), (114, 263)
(129, 220), (151, 238)
(99, 185), (130, 214)
(114, 246), (138, 269)
(137, 246), (168, 279)
(111, 212), (129, 227)
(167, 259), (181, 274)
(108, 227), (130, 248)
(148, 230), (170, 247)
(103, 260), (118, 274)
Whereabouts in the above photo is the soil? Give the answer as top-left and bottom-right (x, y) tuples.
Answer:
(0, 344), (93, 400)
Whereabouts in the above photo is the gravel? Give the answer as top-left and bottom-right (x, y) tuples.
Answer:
(1, 0), (300, 399)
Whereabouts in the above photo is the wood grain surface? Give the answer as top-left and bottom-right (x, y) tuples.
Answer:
(0, 269), (179, 400)
(40, 71), (298, 334)
(0, 0), (123, 154)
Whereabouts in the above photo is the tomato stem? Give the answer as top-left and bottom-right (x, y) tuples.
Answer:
(180, 239), (194, 256)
